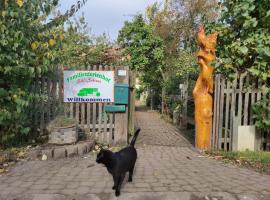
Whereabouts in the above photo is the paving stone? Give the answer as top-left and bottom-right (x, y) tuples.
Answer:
(65, 145), (78, 157)
(32, 194), (67, 200)
(108, 192), (191, 200)
(66, 182), (79, 189)
(86, 141), (95, 152)
(76, 186), (91, 195)
(28, 149), (42, 159)
(237, 193), (260, 200)
(48, 184), (65, 190)
(53, 148), (66, 159)
(152, 186), (169, 192)
(41, 149), (53, 160)
(80, 181), (95, 187)
(182, 185), (195, 192)
(169, 186), (183, 192)
(31, 184), (48, 190)
(60, 189), (77, 195)
(78, 144), (87, 155)
(134, 182), (150, 188)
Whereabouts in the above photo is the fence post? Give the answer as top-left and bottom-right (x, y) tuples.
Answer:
(114, 66), (129, 145)
(128, 70), (136, 136)
(180, 79), (188, 129)
(212, 75), (219, 149)
(217, 76), (225, 149)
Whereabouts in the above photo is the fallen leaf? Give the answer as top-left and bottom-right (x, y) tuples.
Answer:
(153, 170), (159, 176)
(214, 156), (223, 159)
(41, 154), (47, 161)
(87, 163), (95, 168)
(18, 151), (25, 158)
(186, 156), (192, 160)
(198, 155), (206, 158)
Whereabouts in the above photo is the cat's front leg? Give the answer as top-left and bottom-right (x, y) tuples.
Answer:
(115, 173), (125, 196)
(112, 174), (117, 190)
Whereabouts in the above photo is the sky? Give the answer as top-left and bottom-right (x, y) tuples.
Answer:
(59, 0), (163, 42)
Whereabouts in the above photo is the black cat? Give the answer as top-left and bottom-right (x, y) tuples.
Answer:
(96, 128), (141, 196)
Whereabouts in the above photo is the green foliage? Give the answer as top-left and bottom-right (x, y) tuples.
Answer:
(0, 0), (110, 147)
(166, 50), (198, 80)
(135, 86), (145, 100)
(0, 0), (61, 142)
(59, 17), (112, 68)
(204, 0), (270, 132)
(118, 15), (165, 88)
(206, 0), (270, 80)
(252, 99), (270, 133)
(166, 96), (182, 114)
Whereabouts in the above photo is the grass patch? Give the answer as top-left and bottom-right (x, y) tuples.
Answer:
(218, 150), (270, 164)
(207, 150), (270, 175)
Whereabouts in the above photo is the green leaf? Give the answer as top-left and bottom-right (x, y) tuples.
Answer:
(21, 127), (30, 135)
(262, 48), (270, 57)
(239, 46), (248, 55)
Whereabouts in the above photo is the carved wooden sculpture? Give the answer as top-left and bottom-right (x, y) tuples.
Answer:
(193, 25), (218, 150)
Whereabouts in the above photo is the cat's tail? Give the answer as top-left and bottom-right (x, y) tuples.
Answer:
(129, 128), (141, 147)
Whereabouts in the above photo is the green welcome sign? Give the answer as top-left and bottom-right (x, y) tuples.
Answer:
(64, 70), (114, 102)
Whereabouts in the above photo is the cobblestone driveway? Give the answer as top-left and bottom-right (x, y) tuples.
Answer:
(0, 109), (269, 200)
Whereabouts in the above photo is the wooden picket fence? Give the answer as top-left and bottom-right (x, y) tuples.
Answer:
(31, 65), (125, 144)
(212, 74), (270, 151)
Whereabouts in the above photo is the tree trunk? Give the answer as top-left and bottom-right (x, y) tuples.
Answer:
(161, 87), (165, 114)
(150, 89), (153, 110)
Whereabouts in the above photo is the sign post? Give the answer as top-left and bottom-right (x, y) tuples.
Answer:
(114, 66), (129, 145)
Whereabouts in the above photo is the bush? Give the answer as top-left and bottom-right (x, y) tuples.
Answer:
(252, 99), (270, 133)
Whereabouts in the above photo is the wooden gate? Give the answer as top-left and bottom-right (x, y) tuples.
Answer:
(33, 66), (132, 144)
(212, 74), (270, 151)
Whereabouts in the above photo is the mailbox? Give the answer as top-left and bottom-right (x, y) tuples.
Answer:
(114, 83), (129, 105)
(104, 105), (126, 113)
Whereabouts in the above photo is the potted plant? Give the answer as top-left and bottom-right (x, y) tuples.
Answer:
(47, 115), (78, 145)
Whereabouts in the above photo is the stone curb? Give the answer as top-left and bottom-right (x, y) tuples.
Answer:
(30, 140), (95, 160)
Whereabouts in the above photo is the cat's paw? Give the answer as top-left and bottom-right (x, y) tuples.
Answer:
(128, 177), (132, 182)
(112, 186), (116, 190)
(115, 190), (120, 196)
